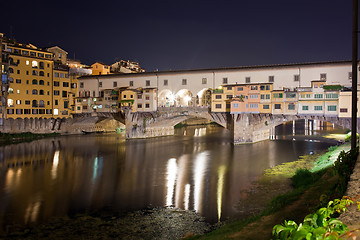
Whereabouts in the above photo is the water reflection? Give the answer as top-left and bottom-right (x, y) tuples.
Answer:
(0, 122), (344, 232)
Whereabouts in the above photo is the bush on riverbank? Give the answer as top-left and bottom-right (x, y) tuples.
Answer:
(0, 132), (59, 145)
(272, 147), (359, 240)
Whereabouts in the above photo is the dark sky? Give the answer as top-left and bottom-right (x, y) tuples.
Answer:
(1, 0), (354, 71)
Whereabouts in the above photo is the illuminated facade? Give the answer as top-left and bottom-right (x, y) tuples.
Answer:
(91, 62), (110, 75)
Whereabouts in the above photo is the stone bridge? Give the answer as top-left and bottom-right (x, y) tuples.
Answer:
(123, 107), (359, 144)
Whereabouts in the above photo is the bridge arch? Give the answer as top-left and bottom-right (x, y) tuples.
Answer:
(196, 88), (212, 107)
(158, 89), (175, 107)
(175, 89), (194, 107)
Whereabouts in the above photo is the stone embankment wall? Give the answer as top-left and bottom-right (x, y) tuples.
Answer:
(0, 116), (125, 135)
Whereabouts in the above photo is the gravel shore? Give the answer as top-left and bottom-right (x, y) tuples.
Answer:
(1, 207), (214, 240)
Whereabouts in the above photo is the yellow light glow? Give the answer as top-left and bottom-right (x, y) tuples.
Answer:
(166, 158), (178, 206)
(51, 150), (60, 179)
(217, 165), (226, 222)
(193, 151), (209, 212)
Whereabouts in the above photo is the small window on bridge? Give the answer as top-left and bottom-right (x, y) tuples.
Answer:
(215, 104), (222, 108)
(263, 104), (270, 109)
(215, 95), (222, 99)
(340, 108), (347, 113)
(328, 106), (337, 111)
(274, 104), (281, 109)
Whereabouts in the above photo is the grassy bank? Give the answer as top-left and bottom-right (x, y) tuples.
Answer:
(192, 142), (358, 240)
(0, 132), (60, 145)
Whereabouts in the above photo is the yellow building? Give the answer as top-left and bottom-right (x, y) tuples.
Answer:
(6, 43), (54, 119)
(120, 89), (136, 112)
(53, 64), (72, 118)
(91, 62), (110, 75)
(211, 88), (226, 112)
(259, 83), (272, 113)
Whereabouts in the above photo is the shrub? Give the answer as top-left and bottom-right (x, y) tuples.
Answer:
(291, 169), (314, 189)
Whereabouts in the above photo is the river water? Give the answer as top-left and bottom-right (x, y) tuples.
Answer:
(0, 120), (346, 232)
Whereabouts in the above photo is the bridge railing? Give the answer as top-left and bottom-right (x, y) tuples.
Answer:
(157, 106), (210, 114)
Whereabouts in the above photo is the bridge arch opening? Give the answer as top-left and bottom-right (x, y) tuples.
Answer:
(197, 88), (212, 107)
(175, 89), (194, 107)
(158, 89), (175, 107)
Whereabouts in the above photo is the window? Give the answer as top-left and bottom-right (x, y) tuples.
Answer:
(202, 78), (207, 84)
(138, 104), (142, 108)
(7, 109), (14, 115)
(60, 73), (65, 78)
(32, 100), (38, 107)
(30, 52), (36, 57)
(145, 103), (150, 108)
(16, 109), (23, 114)
(215, 104), (222, 108)
(39, 80), (44, 85)
(17, 70), (20, 74)
(314, 106), (323, 111)
(32, 70), (38, 76)
(340, 108), (348, 113)
(25, 100), (30, 105)
(222, 78), (228, 84)
(39, 71), (44, 76)
(268, 76), (274, 83)
(266, 94), (270, 99)
(99, 82), (102, 87)
(250, 103), (258, 108)
(250, 86), (258, 90)
(62, 91), (67, 97)
(302, 106), (309, 110)
(54, 90), (60, 96)
(286, 93), (296, 98)
(39, 100), (45, 107)
(294, 74), (300, 82)
(182, 79), (187, 85)
(233, 103), (239, 108)
(237, 87), (243, 91)
(226, 95), (232, 99)
(263, 104), (270, 109)
(320, 73), (327, 80)
(274, 104), (281, 109)
(113, 81), (117, 87)
(215, 95), (222, 99)
(80, 82), (84, 88)
(16, 100), (21, 105)
(39, 90), (44, 95)
(326, 93), (338, 99)
(227, 86), (232, 90)
(245, 77), (251, 83)
(273, 93), (283, 98)
(32, 89), (38, 95)
(16, 79), (21, 84)
(32, 79), (37, 85)
(260, 94), (265, 99)
(22, 50), (29, 56)
(55, 72), (60, 78)
(288, 103), (295, 110)
(64, 101), (69, 109)
(145, 95), (150, 100)
(164, 80), (168, 86)
(314, 94), (323, 99)
(130, 81), (134, 86)
(39, 62), (44, 69)
(54, 81), (59, 86)
(266, 85), (270, 90)
(24, 109), (31, 114)
(328, 105), (337, 111)
(146, 80), (150, 86)
(250, 94), (258, 99)
(7, 99), (14, 107)
(137, 94), (142, 99)
(55, 100), (58, 105)
(32, 61), (38, 68)
(63, 82), (69, 87)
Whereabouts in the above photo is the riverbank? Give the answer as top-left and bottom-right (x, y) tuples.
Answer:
(0, 132), (60, 145)
(193, 142), (358, 239)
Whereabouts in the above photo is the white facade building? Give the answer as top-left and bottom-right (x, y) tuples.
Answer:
(78, 61), (357, 108)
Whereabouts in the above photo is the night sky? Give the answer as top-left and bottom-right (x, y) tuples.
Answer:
(1, 0), (354, 71)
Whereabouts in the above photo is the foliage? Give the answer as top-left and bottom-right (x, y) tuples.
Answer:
(272, 197), (353, 240)
(323, 85), (343, 91)
(291, 169), (316, 189)
(333, 147), (359, 195)
(344, 132), (359, 142)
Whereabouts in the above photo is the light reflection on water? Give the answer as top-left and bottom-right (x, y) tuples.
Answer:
(0, 122), (345, 231)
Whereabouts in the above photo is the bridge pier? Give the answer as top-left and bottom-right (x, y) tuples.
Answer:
(232, 113), (272, 144)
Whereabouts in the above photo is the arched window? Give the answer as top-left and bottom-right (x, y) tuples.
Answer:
(39, 100), (44, 107)
(32, 100), (38, 107)
(32, 79), (37, 85)
(39, 71), (44, 76)
(32, 89), (38, 95)
(39, 62), (44, 69)
(32, 70), (38, 76)
(9, 68), (14, 73)
(32, 61), (38, 68)
(39, 90), (44, 95)
(39, 80), (44, 85)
